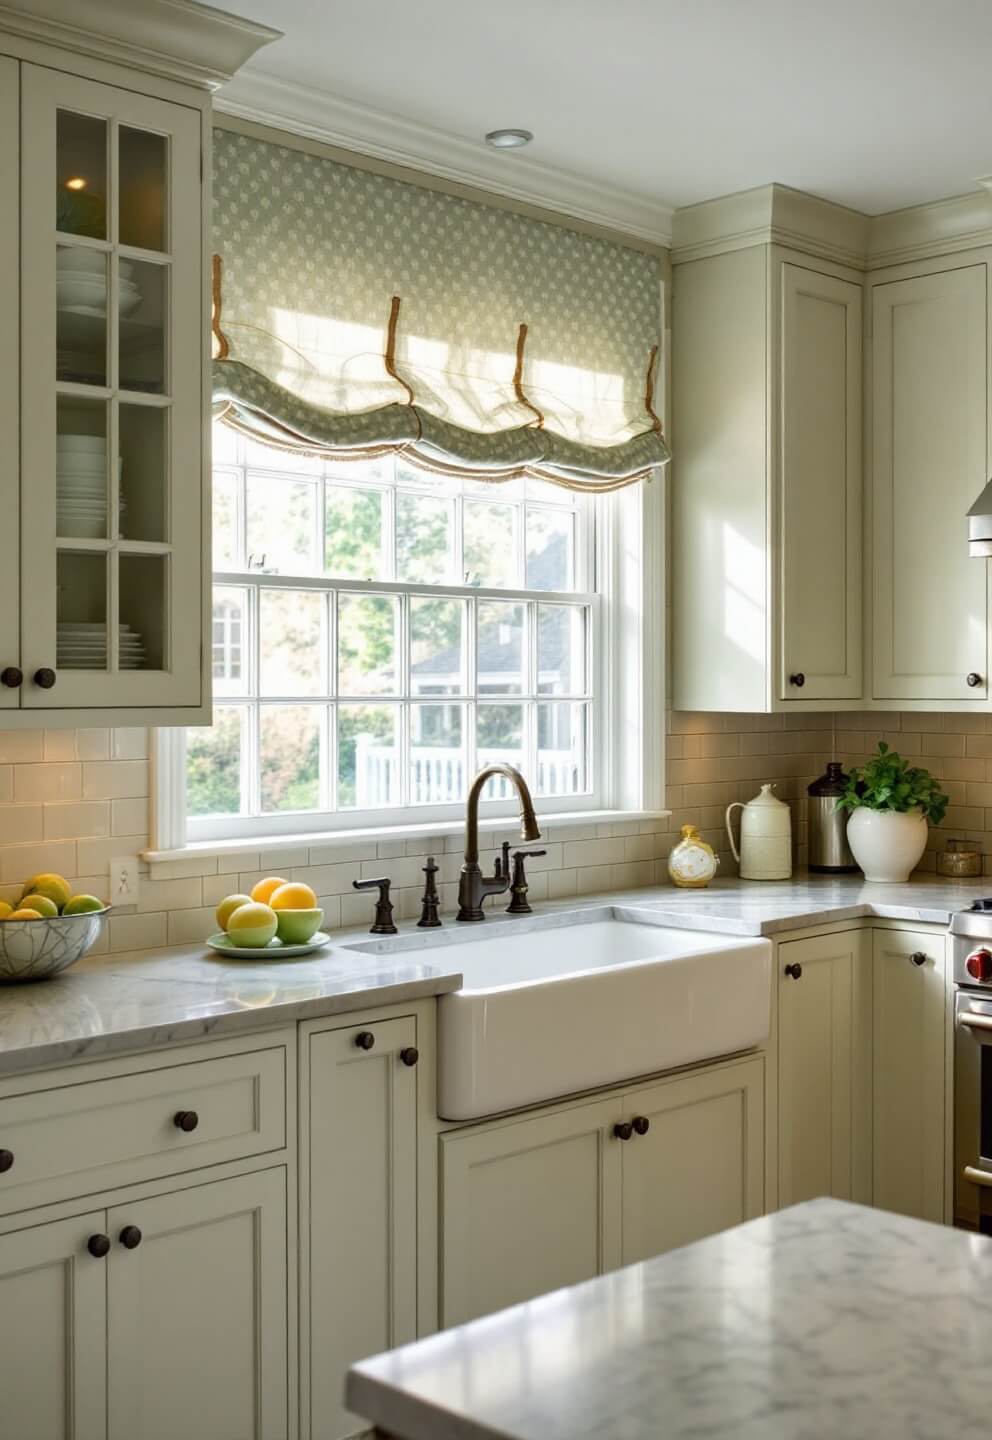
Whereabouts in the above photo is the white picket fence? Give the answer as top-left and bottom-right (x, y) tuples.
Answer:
(354, 740), (578, 806)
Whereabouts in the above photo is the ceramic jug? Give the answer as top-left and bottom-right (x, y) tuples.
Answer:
(725, 783), (792, 880)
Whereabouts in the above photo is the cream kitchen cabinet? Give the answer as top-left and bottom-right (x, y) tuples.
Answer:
(0, 1169), (289, 1440)
(672, 246), (863, 712)
(439, 1054), (764, 1327)
(300, 1013), (424, 1440)
(869, 260), (989, 702)
(776, 929), (873, 1206)
(872, 929), (947, 1222)
(0, 33), (219, 724)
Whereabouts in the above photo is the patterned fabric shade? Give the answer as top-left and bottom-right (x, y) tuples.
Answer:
(211, 128), (669, 487)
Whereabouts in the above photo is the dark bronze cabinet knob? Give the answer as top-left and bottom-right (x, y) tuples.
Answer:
(119, 1225), (142, 1250)
(399, 1047), (419, 1067)
(613, 1121), (633, 1141)
(355, 1031), (375, 1051)
(174, 1110), (199, 1132)
(632, 1116), (650, 1136)
(87, 1233), (111, 1259)
(33, 668), (56, 689)
(784, 962), (803, 979)
(910, 951), (927, 967)
(0, 667), (22, 688)
(0, 1148), (13, 1174)
(789, 672), (805, 688)
(967, 672), (983, 688)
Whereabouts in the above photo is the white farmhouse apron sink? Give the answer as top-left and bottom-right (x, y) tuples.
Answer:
(345, 907), (771, 1120)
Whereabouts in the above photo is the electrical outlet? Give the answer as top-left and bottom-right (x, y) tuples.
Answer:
(109, 855), (140, 906)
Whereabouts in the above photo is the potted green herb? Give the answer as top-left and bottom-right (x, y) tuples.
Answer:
(836, 742), (949, 882)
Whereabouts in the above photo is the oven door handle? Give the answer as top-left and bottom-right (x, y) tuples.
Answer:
(958, 1011), (992, 1035)
(964, 1165), (992, 1190)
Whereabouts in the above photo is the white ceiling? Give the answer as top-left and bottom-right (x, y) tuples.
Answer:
(212, 0), (992, 222)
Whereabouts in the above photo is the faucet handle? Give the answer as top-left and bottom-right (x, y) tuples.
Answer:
(506, 849), (547, 915)
(352, 876), (397, 935)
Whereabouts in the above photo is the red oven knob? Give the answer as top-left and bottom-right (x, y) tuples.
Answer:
(966, 948), (992, 982)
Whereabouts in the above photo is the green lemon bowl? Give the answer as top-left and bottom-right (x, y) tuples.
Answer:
(275, 908), (324, 945)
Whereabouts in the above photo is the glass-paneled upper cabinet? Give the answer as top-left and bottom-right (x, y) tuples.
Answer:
(18, 64), (204, 715)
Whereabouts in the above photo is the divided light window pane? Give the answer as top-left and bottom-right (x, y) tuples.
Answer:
(195, 422), (596, 827)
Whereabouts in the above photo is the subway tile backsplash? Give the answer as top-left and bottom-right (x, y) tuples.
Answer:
(0, 714), (987, 956)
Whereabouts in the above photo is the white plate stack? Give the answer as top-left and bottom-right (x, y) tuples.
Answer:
(57, 434), (107, 538)
(56, 249), (141, 317)
(56, 624), (146, 670)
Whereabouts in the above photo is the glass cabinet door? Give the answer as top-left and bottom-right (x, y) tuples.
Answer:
(0, 58), (19, 710)
(19, 65), (203, 712)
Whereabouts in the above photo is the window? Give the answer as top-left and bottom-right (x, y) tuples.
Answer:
(184, 420), (606, 840)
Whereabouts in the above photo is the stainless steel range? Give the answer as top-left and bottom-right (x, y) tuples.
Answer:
(951, 901), (992, 1232)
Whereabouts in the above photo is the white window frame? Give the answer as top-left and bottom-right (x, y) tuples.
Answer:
(150, 471), (664, 855)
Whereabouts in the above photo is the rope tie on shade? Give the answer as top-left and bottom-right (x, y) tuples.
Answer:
(211, 254), (230, 361)
(513, 323), (545, 428)
(644, 343), (663, 436)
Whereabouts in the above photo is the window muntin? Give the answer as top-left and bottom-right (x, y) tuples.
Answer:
(189, 424), (598, 836)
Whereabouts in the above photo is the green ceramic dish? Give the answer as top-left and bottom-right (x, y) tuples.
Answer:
(274, 908), (324, 944)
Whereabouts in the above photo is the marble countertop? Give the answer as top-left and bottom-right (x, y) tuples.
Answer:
(347, 1198), (992, 1440)
(1, 871), (988, 1076)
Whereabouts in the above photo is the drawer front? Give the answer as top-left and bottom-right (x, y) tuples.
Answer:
(0, 1046), (286, 1216)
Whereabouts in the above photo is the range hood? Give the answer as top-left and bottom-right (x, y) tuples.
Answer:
(968, 479), (992, 556)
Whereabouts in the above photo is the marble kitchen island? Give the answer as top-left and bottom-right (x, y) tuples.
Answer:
(347, 1198), (991, 1440)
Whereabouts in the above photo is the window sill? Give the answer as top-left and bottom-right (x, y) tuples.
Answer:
(143, 809), (672, 868)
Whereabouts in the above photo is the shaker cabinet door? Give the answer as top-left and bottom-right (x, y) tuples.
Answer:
(871, 263), (989, 700)
(0, 1211), (108, 1440)
(19, 63), (204, 713)
(779, 262), (863, 701)
(0, 56), (19, 708)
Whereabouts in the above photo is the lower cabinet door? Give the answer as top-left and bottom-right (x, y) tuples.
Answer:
(620, 1057), (765, 1265)
(440, 1096), (622, 1327)
(872, 929), (946, 1222)
(106, 1169), (288, 1440)
(303, 1016), (419, 1440)
(777, 930), (872, 1206)
(0, 1211), (107, 1440)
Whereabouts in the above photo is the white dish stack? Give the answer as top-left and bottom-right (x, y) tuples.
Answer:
(56, 248), (141, 317)
(57, 433), (108, 538)
(56, 623), (146, 670)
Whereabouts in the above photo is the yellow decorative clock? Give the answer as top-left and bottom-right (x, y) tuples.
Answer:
(667, 823), (719, 888)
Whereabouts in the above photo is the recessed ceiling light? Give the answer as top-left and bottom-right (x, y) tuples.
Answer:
(485, 129), (533, 150)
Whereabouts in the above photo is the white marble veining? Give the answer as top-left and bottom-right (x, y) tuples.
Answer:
(0, 941), (462, 1076)
(347, 1199), (992, 1440)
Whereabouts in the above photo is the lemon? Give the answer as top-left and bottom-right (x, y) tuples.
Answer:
(215, 893), (253, 932)
(8, 908), (43, 921)
(21, 873), (71, 910)
(270, 881), (318, 911)
(20, 893), (59, 918)
(0, 901), (12, 920)
(225, 902), (278, 948)
(63, 895), (105, 915)
(250, 876), (288, 906)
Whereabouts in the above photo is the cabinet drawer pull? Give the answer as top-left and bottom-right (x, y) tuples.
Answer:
(119, 1225), (142, 1250)
(399, 1047), (419, 1067)
(910, 951), (927, 967)
(355, 1031), (375, 1051)
(788, 672), (805, 688)
(784, 962), (803, 979)
(632, 1116), (650, 1136)
(87, 1233), (111, 1259)
(613, 1121), (633, 1141)
(0, 1148), (13, 1174)
(0, 667), (22, 688)
(32, 668), (56, 689)
(174, 1110), (199, 1133)
(967, 672), (983, 688)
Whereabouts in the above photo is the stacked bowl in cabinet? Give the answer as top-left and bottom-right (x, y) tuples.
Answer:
(56, 435), (126, 539)
(56, 248), (141, 317)
(56, 624), (146, 670)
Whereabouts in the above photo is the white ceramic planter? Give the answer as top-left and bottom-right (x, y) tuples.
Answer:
(846, 807), (928, 883)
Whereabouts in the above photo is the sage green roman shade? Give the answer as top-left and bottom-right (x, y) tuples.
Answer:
(211, 129), (668, 489)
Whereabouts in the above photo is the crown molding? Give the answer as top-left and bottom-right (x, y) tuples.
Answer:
(866, 189), (992, 269)
(0, 0), (281, 90)
(215, 68), (674, 247)
(671, 183), (868, 268)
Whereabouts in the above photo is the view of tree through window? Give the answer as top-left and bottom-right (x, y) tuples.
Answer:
(186, 421), (598, 830)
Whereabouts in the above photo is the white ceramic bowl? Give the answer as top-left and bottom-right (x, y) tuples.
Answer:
(56, 249), (107, 275)
(0, 907), (110, 983)
(57, 434), (106, 451)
